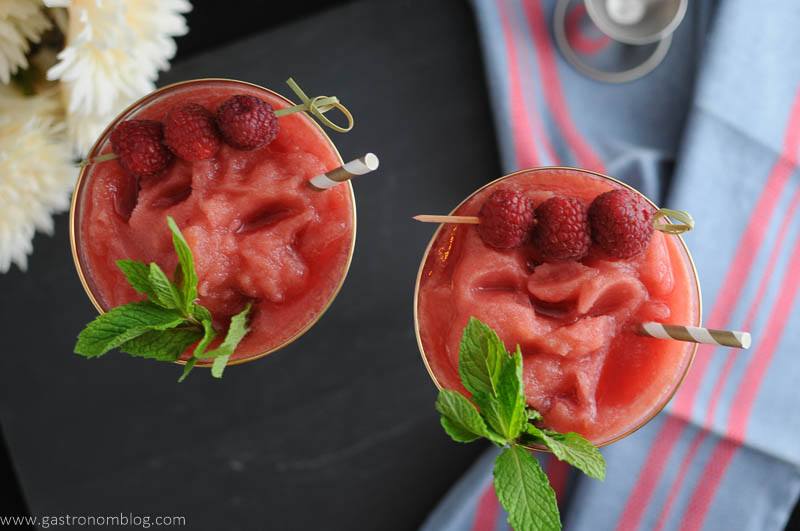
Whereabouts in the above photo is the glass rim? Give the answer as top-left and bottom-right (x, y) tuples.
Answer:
(69, 78), (357, 368)
(411, 166), (702, 450)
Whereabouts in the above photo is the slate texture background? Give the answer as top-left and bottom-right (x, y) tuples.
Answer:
(0, 1), (502, 529)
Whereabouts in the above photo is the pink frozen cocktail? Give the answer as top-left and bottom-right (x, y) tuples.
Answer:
(71, 79), (355, 364)
(415, 168), (700, 445)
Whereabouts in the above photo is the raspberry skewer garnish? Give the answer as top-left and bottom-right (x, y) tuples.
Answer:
(414, 189), (536, 250)
(79, 78), (355, 168)
(415, 185), (695, 259)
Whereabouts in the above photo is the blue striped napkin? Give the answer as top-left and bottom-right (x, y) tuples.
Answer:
(422, 1), (800, 529)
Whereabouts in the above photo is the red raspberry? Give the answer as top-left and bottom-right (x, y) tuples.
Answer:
(110, 120), (173, 178)
(216, 95), (279, 150)
(163, 103), (221, 161)
(477, 189), (536, 249)
(589, 189), (655, 259)
(531, 196), (591, 261)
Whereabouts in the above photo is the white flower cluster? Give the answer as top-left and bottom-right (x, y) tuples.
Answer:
(0, 0), (191, 272)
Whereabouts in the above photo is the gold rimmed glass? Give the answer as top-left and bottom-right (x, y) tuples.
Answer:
(412, 166), (701, 449)
(70, 79), (356, 367)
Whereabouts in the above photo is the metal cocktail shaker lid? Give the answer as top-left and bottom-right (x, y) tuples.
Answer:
(554, 0), (688, 83)
(585, 0), (688, 45)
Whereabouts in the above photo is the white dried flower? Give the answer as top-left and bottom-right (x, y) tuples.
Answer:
(0, 0), (51, 83)
(0, 86), (75, 272)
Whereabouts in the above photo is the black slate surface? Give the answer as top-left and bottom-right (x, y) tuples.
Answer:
(0, 1), (501, 529)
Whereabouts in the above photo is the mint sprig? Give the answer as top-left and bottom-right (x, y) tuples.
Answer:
(75, 216), (252, 382)
(435, 317), (607, 531)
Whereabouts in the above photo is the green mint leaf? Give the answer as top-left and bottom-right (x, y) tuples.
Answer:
(148, 263), (183, 310)
(173, 263), (184, 293)
(211, 355), (231, 379)
(192, 304), (213, 323)
(435, 389), (503, 444)
(193, 318), (216, 359)
(494, 445), (560, 531)
(166, 216), (198, 312)
(440, 417), (481, 443)
(502, 347), (527, 437)
(203, 304), (252, 378)
(525, 422), (545, 439)
(178, 358), (196, 383)
(75, 302), (186, 358)
(474, 348), (526, 440)
(199, 304), (251, 360)
(116, 260), (155, 300)
(119, 327), (203, 361)
(522, 424), (606, 481)
(174, 317), (215, 382)
(538, 431), (606, 481)
(458, 317), (506, 397)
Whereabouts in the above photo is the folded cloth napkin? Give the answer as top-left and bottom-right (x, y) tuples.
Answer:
(421, 1), (800, 529)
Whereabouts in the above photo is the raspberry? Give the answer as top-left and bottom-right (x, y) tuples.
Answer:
(216, 95), (279, 150)
(110, 120), (173, 178)
(477, 189), (536, 249)
(531, 196), (591, 261)
(164, 103), (221, 161)
(589, 189), (654, 259)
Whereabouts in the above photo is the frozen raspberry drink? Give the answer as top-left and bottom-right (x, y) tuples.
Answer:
(414, 167), (700, 445)
(71, 79), (355, 364)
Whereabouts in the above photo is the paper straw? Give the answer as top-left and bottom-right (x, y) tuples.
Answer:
(638, 322), (751, 349)
(309, 153), (379, 190)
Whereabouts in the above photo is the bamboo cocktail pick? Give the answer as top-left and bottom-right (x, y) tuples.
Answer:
(413, 208), (696, 232)
(412, 214), (480, 224)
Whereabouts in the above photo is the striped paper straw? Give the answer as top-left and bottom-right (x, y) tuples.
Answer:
(309, 153), (379, 190)
(638, 322), (752, 349)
